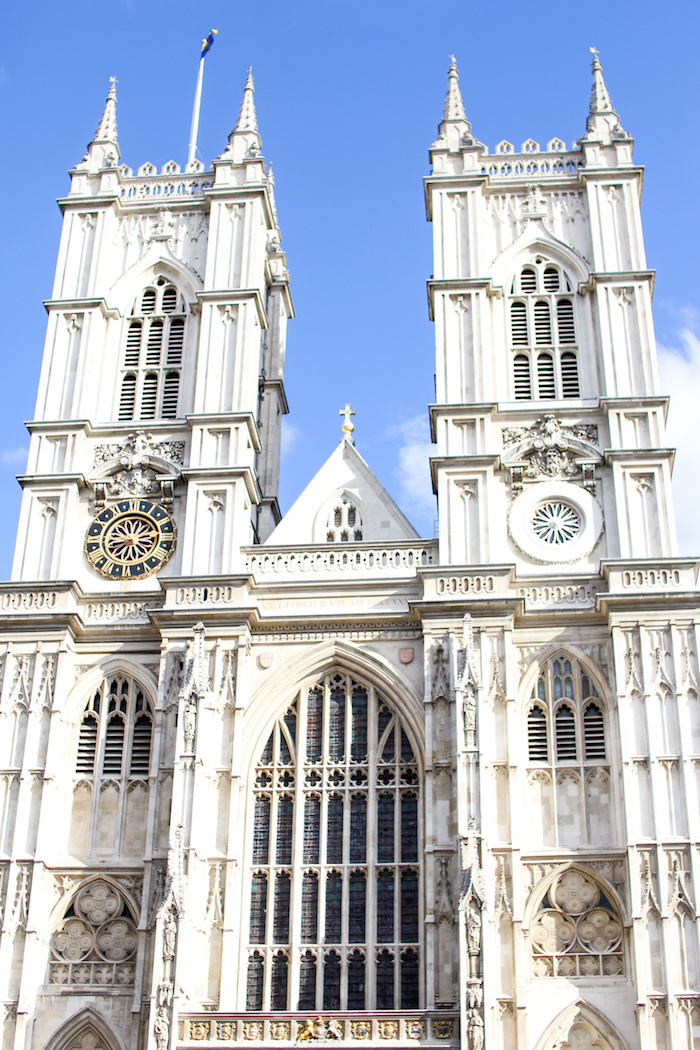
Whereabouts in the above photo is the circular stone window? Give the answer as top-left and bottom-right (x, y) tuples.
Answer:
(508, 481), (604, 565)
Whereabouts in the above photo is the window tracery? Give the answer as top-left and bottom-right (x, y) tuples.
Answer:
(531, 868), (624, 977)
(76, 675), (154, 781)
(246, 672), (421, 1012)
(526, 656), (612, 847)
(509, 262), (580, 401)
(118, 279), (186, 422)
(49, 879), (139, 987)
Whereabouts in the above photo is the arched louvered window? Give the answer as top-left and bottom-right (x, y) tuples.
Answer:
(557, 299), (576, 342)
(76, 712), (98, 774)
(140, 373), (158, 419)
(247, 672), (421, 1012)
(560, 352), (580, 398)
(161, 372), (180, 419)
(118, 374), (136, 421)
(509, 262), (581, 399)
(534, 301), (552, 344)
(117, 279), (187, 421)
(511, 302), (528, 345)
(584, 703), (606, 759)
(528, 706), (548, 761)
(527, 656), (611, 848)
(521, 268), (537, 293)
(513, 354), (532, 400)
(555, 705), (577, 760)
(537, 353), (556, 399)
(74, 674), (154, 783)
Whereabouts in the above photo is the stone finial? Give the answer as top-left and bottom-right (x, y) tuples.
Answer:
(434, 56), (483, 154)
(340, 404), (355, 444)
(582, 48), (630, 145)
(235, 68), (258, 133)
(81, 77), (120, 171)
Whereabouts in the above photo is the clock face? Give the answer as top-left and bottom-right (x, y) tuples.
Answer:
(85, 499), (176, 579)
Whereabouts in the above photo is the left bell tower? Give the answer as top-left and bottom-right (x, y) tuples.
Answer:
(13, 71), (293, 589)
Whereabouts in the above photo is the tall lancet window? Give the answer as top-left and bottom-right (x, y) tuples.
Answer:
(525, 655), (613, 849)
(246, 673), (422, 1012)
(508, 261), (580, 400)
(118, 278), (187, 421)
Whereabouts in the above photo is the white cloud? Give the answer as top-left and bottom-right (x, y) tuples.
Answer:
(658, 313), (700, 556)
(280, 418), (301, 458)
(390, 414), (436, 537)
(0, 447), (28, 467)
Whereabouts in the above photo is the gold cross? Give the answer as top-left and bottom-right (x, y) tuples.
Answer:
(340, 403), (355, 442)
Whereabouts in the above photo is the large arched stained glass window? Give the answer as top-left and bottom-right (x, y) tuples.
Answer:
(246, 672), (422, 1012)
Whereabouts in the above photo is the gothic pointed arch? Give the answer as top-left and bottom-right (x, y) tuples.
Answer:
(242, 648), (424, 1012)
(44, 1008), (127, 1050)
(243, 639), (424, 780)
(533, 1000), (631, 1050)
(491, 230), (590, 291)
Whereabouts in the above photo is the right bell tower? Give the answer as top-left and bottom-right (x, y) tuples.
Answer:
(427, 50), (676, 573)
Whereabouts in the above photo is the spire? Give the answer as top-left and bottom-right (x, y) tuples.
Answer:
(443, 55), (467, 123)
(434, 56), (482, 154)
(219, 68), (263, 164)
(583, 48), (629, 145)
(79, 78), (120, 172)
(235, 68), (258, 133)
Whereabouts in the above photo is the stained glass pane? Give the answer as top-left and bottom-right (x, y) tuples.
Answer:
(325, 872), (342, 942)
(401, 792), (418, 862)
(376, 950), (394, 1010)
(377, 870), (394, 942)
(349, 872), (366, 943)
(401, 949), (419, 1009)
(298, 951), (317, 1011)
(352, 686), (368, 762)
(307, 688), (323, 763)
(329, 687), (345, 763)
(400, 728), (414, 763)
(323, 951), (341, 1010)
(260, 733), (273, 765)
(347, 951), (365, 1010)
(246, 953), (264, 1011)
(249, 873), (267, 943)
(284, 707), (297, 747)
(377, 792), (394, 862)
(401, 870), (419, 942)
(253, 796), (270, 865)
(273, 873), (290, 943)
(303, 796), (320, 864)
(276, 796), (293, 865)
(301, 873), (318, 943)
(327, 795), (343, 864)
(271, 952), (288, 1010)
(350, 794), (367, 863)
(382, 728), (395, 763)
(378, 706), (392, 744)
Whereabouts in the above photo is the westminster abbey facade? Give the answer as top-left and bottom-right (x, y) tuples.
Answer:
(0, 51), (698, 1050)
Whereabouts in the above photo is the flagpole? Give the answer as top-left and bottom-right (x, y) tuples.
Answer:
(187, 55), (206, 168)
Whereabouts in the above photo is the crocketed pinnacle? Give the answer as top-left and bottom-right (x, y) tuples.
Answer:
(91, 78), (119, 147)
(589, 48), (615, 116)
(443, 55), (467, 123)
(235, 68), (258, 133)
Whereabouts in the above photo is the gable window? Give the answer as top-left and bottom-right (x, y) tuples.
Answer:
(118, 278), (186, 421)
(509, 262), (580, 401)
(326, 498), (364, 542)
(246, 672), (421, 1012)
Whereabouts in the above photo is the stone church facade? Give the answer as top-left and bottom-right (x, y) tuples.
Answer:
(0, 52), (698, 1050)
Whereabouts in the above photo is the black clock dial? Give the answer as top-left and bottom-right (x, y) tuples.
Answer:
(85, 499), (176, 579)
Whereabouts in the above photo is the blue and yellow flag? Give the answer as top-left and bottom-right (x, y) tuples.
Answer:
(201, 29), (218, 57)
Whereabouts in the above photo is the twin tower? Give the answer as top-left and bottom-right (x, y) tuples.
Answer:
(0, 52), (698, 1050)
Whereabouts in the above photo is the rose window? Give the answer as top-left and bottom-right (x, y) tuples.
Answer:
(531, 501), (580, 544)
(531, 869), (623, 977)
(49, 879), (138, 987)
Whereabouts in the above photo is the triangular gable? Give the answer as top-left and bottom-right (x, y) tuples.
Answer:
(266, 440), (418, 545)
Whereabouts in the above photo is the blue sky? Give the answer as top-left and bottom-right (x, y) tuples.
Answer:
(0, 0), (698, 573)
